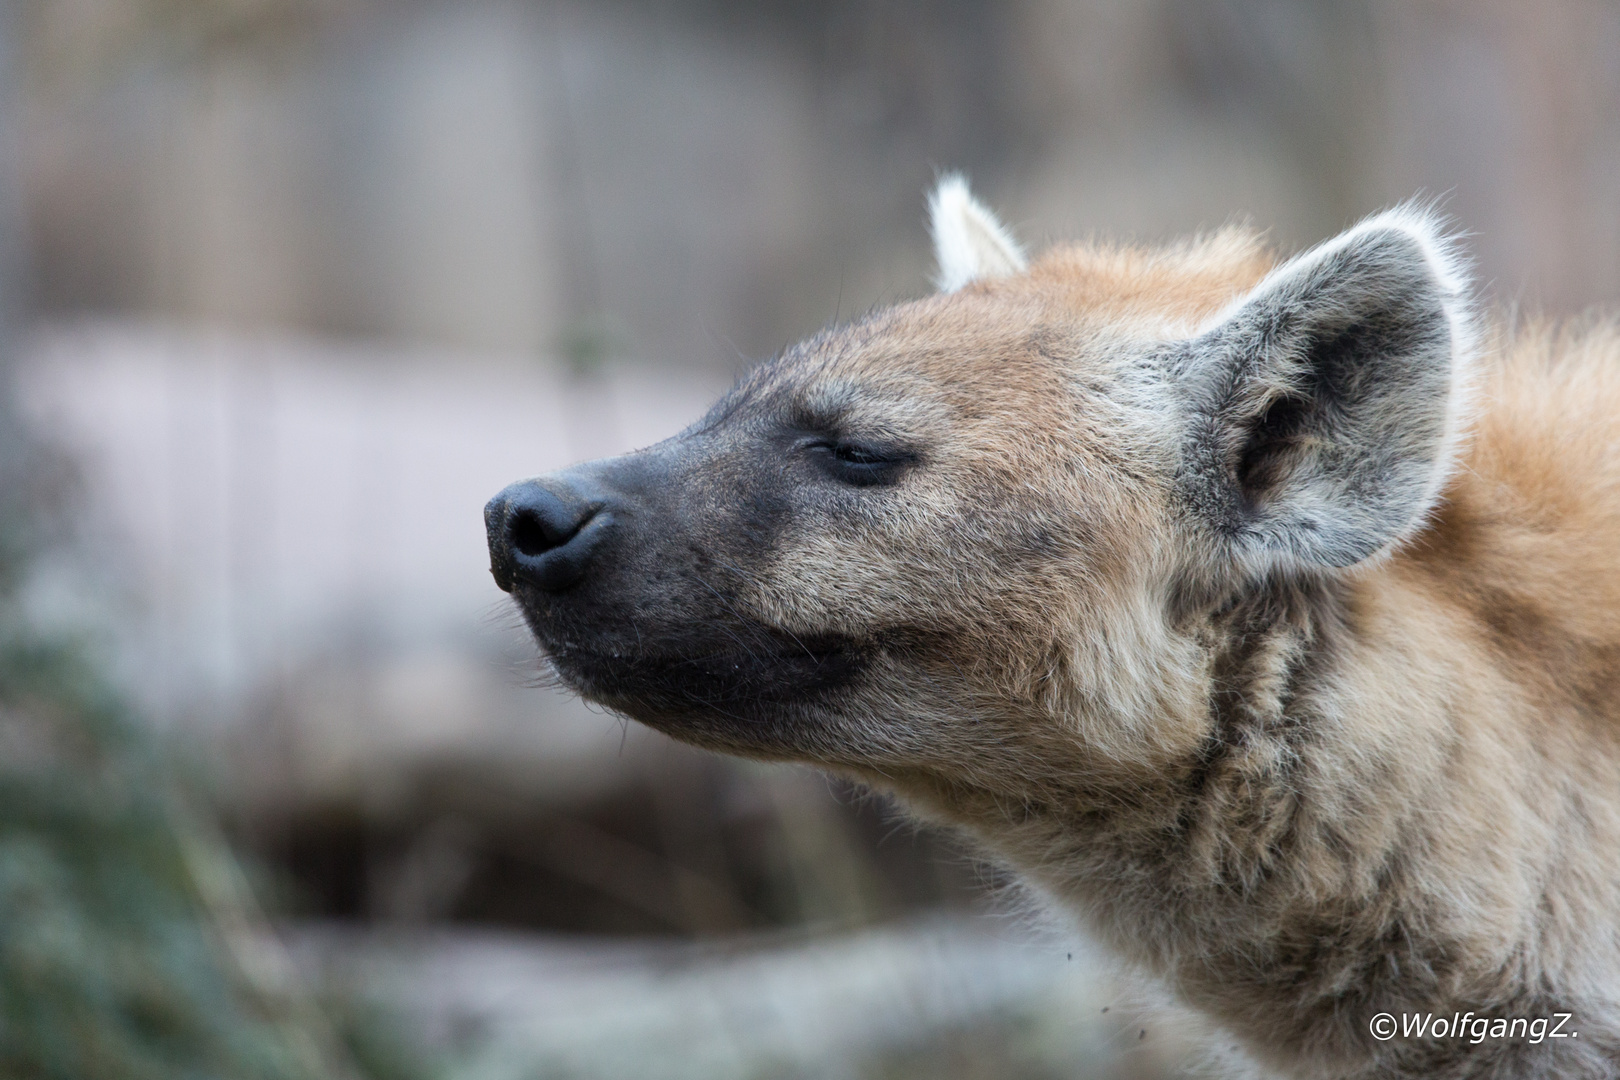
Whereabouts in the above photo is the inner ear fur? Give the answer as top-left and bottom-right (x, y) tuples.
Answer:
(929, 173), (1027, 293)
(1174, 208), (1475, 574)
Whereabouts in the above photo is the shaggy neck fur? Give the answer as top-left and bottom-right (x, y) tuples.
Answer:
(885, 424), (1620, 1077)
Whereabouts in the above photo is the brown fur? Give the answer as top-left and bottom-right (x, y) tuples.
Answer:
(492, 215), (1620, 1078)
(744, 239), (1620, 1077)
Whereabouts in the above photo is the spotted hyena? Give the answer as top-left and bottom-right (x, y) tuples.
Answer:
(485, 177), (1620, 1079)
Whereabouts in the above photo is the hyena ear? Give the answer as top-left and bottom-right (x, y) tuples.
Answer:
(1174, 207), (1475, 573)
(929, 173), (1027, 293)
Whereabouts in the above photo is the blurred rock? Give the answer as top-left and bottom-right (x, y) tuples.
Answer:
(288, 913), (1201, 1080)
(17, 321), (729, 720)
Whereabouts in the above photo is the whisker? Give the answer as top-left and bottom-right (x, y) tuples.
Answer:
(709, 558), (821, 664)
(692, 576), (766, 663)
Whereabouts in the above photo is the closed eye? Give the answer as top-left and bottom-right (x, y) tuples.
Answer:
(830, 443), (887, 465)
(803, 438), (913, 487)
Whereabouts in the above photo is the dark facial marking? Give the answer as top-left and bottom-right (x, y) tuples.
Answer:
(486, 369), (910, 749)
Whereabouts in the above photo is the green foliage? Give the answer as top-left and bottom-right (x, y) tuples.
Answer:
(0, 635), (342, 1080)
(0, 297), (434, 1078)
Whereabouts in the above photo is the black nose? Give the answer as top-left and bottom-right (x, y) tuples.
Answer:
(485, 479), (608, 593)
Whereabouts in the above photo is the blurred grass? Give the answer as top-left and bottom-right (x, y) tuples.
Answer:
(0, 635), (323, 1079)
(0, 433), (432, 1079)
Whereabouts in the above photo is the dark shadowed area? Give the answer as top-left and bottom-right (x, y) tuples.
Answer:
(4, 0), (1618, 1076)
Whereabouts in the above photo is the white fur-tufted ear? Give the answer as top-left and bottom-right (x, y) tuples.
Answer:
(929, 174), (1027, 293)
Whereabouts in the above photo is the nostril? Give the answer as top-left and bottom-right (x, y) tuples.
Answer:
(506, 497), (598, 561)
(489, 479), (606, 592)
(509, 508), (555, 558)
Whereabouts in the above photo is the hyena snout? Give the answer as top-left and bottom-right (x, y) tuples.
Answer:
(484, 476), (610, 594)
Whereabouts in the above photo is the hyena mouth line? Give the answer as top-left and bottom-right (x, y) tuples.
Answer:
(543, 633), (870, 709)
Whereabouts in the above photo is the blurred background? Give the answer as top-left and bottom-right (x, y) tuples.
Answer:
(1, 1), (1618, 1077)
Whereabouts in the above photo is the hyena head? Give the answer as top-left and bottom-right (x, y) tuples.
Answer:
(486, 177), (1472, 809)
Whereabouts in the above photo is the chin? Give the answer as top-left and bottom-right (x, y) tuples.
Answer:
(528, 615), (870, 757)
